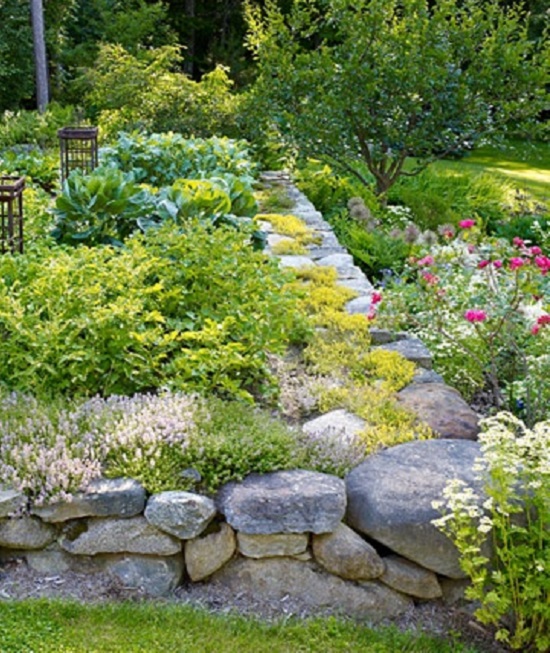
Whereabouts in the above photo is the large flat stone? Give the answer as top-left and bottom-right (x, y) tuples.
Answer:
(380, 554), (442, 599)
(32, 478), (146, 523)
(211, 557), (412, 622)
(337, 277), (373, 295)
(237, 532), (308, 559)
(376, 337), (433, 369)
(217, 470), (346, 535)
(185, 522), (236, 581)
(278, 255), (316, 270)
(0, 517), (56, 550)
(145, 491), (216, 540)
(346, 439), (484, 578)
(397, 383), (480, 440)
(312, 523), (384, 580)
(60, 517), (181, 556)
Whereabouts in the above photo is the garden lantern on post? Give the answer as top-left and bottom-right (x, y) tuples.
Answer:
(58, 126), (99, 184)
(0, 176), (25, 254)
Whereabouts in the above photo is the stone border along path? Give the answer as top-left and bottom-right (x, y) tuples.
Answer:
(259, 171), (480, 442)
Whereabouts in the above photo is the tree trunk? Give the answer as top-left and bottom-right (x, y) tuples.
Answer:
(184, 0), (195, 77)
(30, 0), (49, 112)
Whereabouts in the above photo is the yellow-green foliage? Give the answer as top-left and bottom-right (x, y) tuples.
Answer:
(256, 213), (319, 244)
(317, 383), (432, 453)
(271, 239), (308, 255)
(296, 266), (340, 286)
(362, 349), (415, 392)
(288, 255), (431, 454)
(256, 185), (295, 212)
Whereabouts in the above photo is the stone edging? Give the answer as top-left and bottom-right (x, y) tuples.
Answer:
(260, 172), (480, 442)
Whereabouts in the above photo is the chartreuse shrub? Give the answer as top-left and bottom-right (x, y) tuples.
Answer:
(0, 222), (305, 399)
(433, 413), (550, 652)
(0, 104), (74, 150)
(83, 44), (239, 139)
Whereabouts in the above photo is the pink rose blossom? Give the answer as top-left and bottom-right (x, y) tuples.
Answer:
(509, 257), (526, 271)
(371, 291), (383, 305)
(513, 237), (524, 247)
(459, 219), (476, 229)
(493, 260), (503, 268)
(537, 314), (550, 325)
(478, 260), (490, 269)
(464, 309), (487, 323)
(532, 325), (541, 335)
(421, 271), (439, 285)
(530, 246), (542, 256)
(417, 255), (434, 267)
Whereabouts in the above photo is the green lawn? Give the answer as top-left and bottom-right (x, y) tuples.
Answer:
(0, 600), (478, 653)
(433, 140), (550, 205)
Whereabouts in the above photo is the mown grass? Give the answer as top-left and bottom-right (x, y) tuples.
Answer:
(433, 140), (550, 205)
(0, 600), (479, 653)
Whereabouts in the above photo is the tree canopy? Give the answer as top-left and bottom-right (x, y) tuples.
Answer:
(246, 0), (549, 195)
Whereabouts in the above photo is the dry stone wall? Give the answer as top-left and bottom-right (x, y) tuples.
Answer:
(0, 439), (483, 620)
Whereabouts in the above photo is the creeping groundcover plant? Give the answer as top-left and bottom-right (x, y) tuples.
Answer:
(433, 412), (549, 652)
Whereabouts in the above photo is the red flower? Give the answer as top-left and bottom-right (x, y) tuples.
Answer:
(459, 219), (476, 229)
(371, 291), (383, 305)
(478, 260), (490, 269)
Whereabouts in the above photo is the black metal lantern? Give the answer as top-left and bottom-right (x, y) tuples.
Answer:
(0, 176), (25, 254)
(58, 126), (99, 184)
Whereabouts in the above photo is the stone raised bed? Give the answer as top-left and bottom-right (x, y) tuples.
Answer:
(0, 438), (484, 621)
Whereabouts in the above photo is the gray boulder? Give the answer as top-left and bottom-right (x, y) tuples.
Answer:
(217, 470), (346, 535)
(0, 489), (26, 517)
(397, 383), (480, 440)
(32, 478), (146, 523)
(0, 516), (56, 550)
(60, 516), (181, 556)
(144, 491), (216, 539)
(302, 410), (365, 447)
(346, 296), (374, 315)
(346, 439), (484, 578)
(312, 523), (385, 580)
(376, 337), (433, 369)
(211, 557), (412, 622)
(412, 368), (445, 385)
(104, 554), (184, 596)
